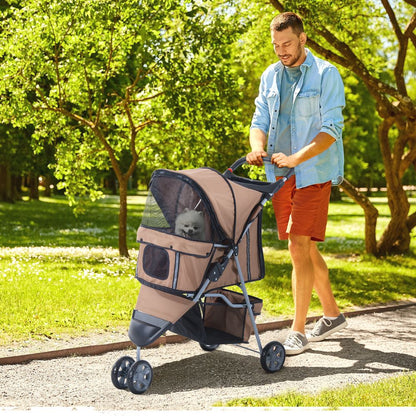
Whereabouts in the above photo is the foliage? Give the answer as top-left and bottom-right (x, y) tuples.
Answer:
(0, 0), (250, 254)
(0, 0), (248, 174)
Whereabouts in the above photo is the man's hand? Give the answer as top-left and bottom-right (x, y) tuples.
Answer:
(271, 152), (298, 168)
(246, 150), (268, 166)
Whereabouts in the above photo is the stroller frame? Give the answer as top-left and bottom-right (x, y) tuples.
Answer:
(111, 157), (293, 394)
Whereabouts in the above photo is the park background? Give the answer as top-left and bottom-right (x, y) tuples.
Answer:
(0, 0), (415, 406)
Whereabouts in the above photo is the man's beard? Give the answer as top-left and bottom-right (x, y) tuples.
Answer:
(279, 42), (303, 67)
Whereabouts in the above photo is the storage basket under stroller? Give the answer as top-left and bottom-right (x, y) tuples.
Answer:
(111, 158), (293, 394)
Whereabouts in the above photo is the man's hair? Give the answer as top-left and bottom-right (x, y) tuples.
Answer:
(270, 12), (304, 35)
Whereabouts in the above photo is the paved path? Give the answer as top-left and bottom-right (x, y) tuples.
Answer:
(1, 306), (415, 411)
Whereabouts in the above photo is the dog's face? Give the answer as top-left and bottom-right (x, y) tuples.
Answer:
(174, 208), (205, 240)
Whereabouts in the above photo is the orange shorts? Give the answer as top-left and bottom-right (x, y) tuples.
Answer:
(271, 175), (331, 242)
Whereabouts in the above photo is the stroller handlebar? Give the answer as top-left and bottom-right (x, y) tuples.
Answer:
(224, 156), (294, 196)
(225, 157), (294, 182)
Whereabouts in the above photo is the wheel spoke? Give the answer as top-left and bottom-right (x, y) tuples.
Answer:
(127, 360), (153, 394)
(260, 341), (285, 373)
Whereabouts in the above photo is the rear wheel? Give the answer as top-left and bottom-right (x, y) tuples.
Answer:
(260, 341), (285, 373)
(199, 343), (219, 352)
(127, 360), (153, 394)
(111, 356), (135, 390)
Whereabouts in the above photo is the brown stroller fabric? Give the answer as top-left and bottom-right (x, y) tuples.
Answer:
(135, 167), (266, 295)
(129, 166), (273, 347)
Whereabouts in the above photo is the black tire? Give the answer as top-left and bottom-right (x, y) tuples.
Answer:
(260, 341), (285, 373)
(127, 360), (153, 394)
(111, 356), (135, 390)
(199, 343), (219, 352)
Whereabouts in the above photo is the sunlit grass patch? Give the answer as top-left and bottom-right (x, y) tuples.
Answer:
(0, 246), (139, 345)
(0, 195), (146, 248)
(0, 193), (415, 345)
(219, 372), (416, 407)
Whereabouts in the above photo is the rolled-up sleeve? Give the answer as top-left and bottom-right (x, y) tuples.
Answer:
(320, 67), (345, 141)
(250, 71), (271, 135)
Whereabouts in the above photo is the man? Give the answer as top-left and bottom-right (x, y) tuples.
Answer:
(246, 12), (347, 355)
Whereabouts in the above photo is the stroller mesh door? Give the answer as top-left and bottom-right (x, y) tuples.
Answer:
(140, 171), (223, 242)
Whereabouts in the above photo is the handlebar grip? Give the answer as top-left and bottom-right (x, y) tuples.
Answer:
(226, 156), (272, 173)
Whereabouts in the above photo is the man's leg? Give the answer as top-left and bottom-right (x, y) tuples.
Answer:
(288, 233), (315, 334)
(310, 243), (340, 318)
(289, 236), (341, 332)
(282, 233), (313, 355)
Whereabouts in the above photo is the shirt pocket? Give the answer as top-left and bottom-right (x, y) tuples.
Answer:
(266, 89), (278, 105)
(295, 90), (320, 118)
(266, 89), (279, 118)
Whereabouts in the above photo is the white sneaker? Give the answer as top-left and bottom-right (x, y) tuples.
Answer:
(283, 331), (310, 356)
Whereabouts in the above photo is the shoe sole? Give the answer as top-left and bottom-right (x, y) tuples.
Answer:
(307, 320), (348, 342)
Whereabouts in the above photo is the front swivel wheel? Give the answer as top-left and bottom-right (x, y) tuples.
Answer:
(260, 341), (285, 373)
(127, 360), (153, 394)
(111, 356), (135, 390)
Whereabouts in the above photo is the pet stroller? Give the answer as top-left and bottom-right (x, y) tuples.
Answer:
(111, 157), (293, 394)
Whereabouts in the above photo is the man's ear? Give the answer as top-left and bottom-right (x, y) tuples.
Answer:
(300, 32), (307, 46)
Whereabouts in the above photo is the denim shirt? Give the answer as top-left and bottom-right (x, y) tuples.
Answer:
(250, 49), (345, 188)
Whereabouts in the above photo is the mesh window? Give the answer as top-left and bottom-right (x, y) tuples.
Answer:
(142, 245), (169, 280)
(140, 174), (220, 242)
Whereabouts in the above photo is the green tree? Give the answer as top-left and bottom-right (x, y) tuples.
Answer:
(266, 0), (416, 255)
(0, 0), (247, 256)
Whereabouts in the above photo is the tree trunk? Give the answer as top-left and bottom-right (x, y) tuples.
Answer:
(43, 175), (52, 197)
(0, 164), (13, 202)
(29, 172), (39, 200)
(11, 175), (22, 201)
(339, 178), (379, 255)
(118, 177), (129, 258)
(376, 119), (412, 255)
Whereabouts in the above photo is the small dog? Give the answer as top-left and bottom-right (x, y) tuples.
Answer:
(174, 208), (206, 240)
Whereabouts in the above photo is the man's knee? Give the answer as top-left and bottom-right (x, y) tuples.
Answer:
(288, 234), (311, 262)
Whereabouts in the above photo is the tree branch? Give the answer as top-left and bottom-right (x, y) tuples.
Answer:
(127, 63), (157, 96)
(407, 210), (416, 232)
(381, 0), (408, 95)
(404, 12), (416, 52)
(399, 121), (416, 177)
(83, 61), (94, 120)
(268, 0), (400, 112)
(42, 2), (78, 107)
(95, 13), (117, 127)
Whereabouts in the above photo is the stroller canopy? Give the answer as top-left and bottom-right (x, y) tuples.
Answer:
(140, 167), (267, 244)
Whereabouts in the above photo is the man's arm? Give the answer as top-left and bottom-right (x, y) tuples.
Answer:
(246, 128), (268, 166)
(271, 132), (335, 168)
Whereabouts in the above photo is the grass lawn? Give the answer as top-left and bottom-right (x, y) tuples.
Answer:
(219, 372), (416, 407)
(0, 193), (415, 345)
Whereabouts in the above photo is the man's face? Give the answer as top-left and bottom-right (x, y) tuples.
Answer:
(271, 27), (306, 67)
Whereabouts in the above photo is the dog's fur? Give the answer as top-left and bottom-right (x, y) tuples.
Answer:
(174, 208), (206, 240)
